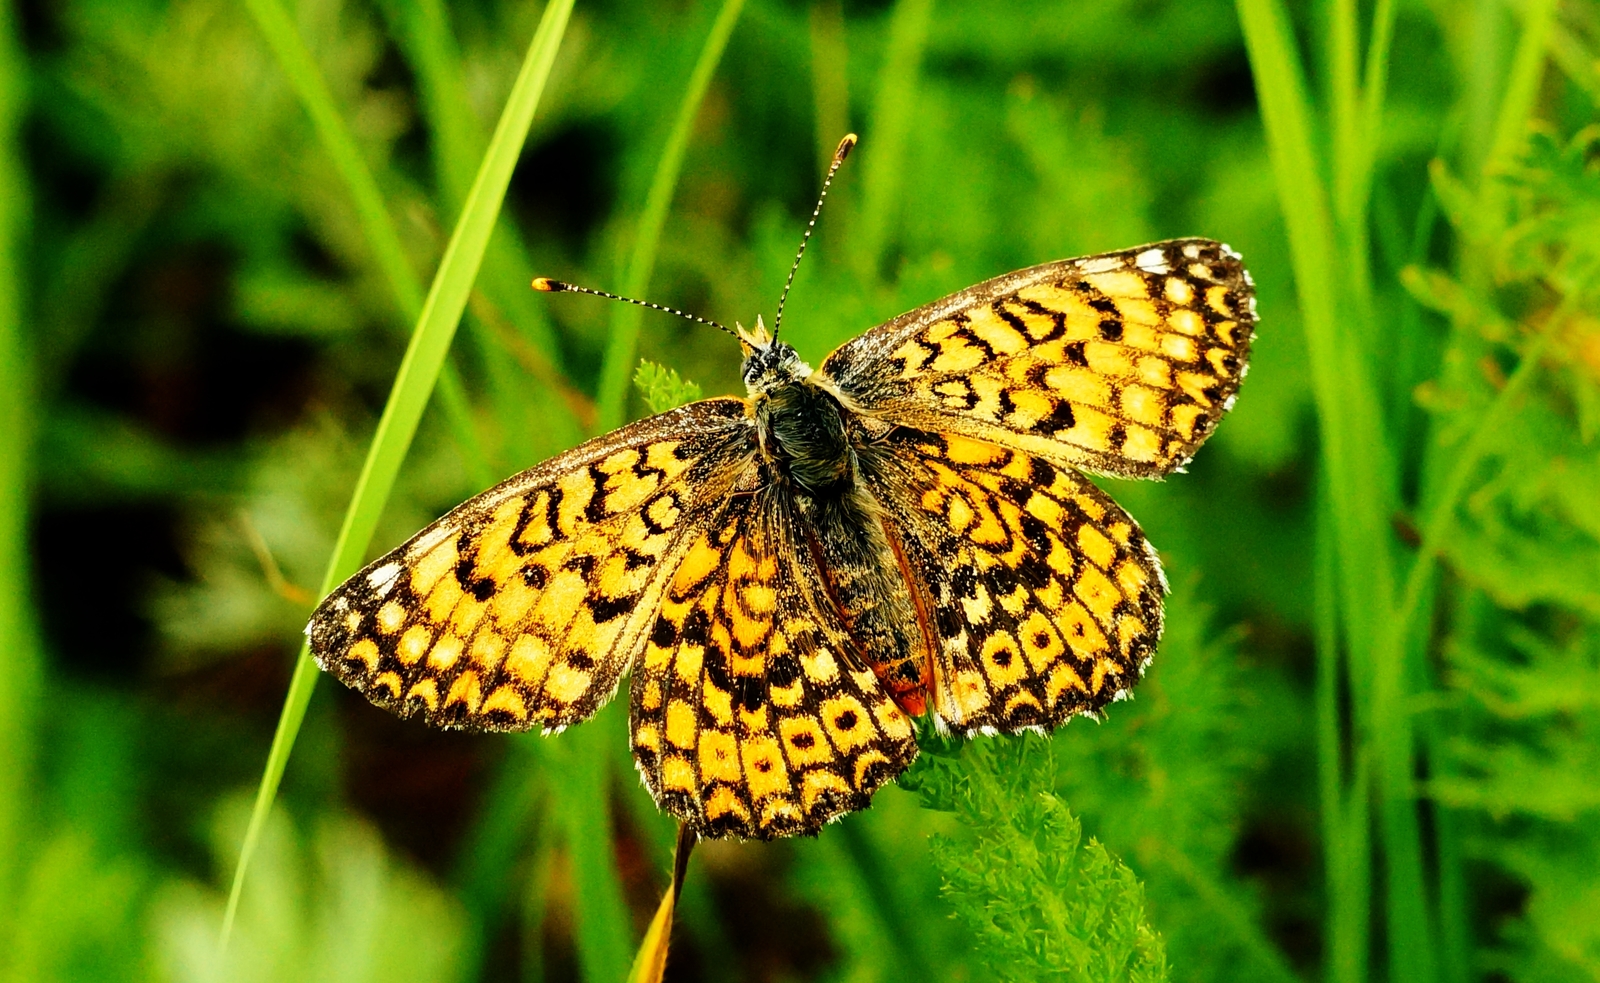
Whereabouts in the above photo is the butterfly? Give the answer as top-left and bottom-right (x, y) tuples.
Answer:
(307, 137), (1256, 840)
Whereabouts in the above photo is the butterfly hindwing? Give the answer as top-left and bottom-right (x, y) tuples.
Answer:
(307, 399), (757, 733)
(630, 480), (918, 839)
(820, 238), (1255, 478)
(861, 429), (1165, 734)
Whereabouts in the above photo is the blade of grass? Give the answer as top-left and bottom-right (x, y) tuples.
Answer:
(1152, 842), (1303, 983)
(245, 0), (494, 490)
(1315, 483), (1367, 983)
(521, 804), (556, 983)
(554, 708), (635, 983)
(453, 739), (547, 977)
(376, 0), (582, 465)
(1326, 0), (1369, 307)
(1482, 0), (1559, 181)
(625, 826), (696, 983)
(1235, 4), (1436, 983)
(0, 0), (42, 944)
(851, 0), (932, 283)
(219, 0), (577, 949)
(594, 0), (747, 432)
(1356, 0), (1397, 229)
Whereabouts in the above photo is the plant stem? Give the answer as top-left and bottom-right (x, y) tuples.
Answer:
(851, 0), (932, 282)
(0, 0), (41, 951)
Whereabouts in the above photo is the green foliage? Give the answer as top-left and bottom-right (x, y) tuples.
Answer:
(633, 359), (704, 414)
(905, 736), (1168, 983)
(159, 796), (468, 983)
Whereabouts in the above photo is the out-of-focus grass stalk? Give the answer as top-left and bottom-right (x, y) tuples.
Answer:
(520, 818), (555, 983)
(1237, 3), (1438, 982)
(1314, 487), (1366, 983)
(379, 0), (582, 465)
(1326, 0), (1369, 309)
(1482, 0), (1559, 179)
(558, 711), (636, 983)
(245, 0), (493, 490)
(836, 820), (940, 980)
(1152, 842), (1303, 983)
(625, 826), (695, 983)
(220, 0), (576, 949)
(594, 0), (747, 432)
(452, 740), (547, 976)
(1357, 0), (1397, 228)
(0, 0), (41, 957)
(851, 0), (931, 282)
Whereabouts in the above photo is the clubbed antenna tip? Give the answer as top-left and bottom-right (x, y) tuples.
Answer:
(529, 277), (737, 339)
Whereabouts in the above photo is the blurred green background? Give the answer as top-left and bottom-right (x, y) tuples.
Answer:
(1, 0), (1598, 980)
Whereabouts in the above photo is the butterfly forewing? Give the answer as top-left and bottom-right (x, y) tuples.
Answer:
(820, 238), (1255, 478)
(630, 481), (917, 839)
(308, 399), (757, 733)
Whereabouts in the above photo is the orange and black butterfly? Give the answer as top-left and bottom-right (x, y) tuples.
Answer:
(307, 136), (1256, 839)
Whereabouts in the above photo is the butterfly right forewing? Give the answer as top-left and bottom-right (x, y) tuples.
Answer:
(819, 238), (1256, 479)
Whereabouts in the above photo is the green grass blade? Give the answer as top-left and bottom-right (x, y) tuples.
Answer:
(1358, 0), (1397, 211)
(375, 0), (581, 466)
(243, 0), (493, 490)
(808, 0), (851, 172)
(558, 713), (636, 983)
(1315, 487), (1367, 983)
(0, 0), (42, 939)
(219, 0), (577, 950)
(1483, 0), (1559, 180)
(852, 0), (932, 282)
(1235, 4), (1436, 982)
(594, 0), (747, 433)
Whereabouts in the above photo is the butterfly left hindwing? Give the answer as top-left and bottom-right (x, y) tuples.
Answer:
(630, 478), (916, 839)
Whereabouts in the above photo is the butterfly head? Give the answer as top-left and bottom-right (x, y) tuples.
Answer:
(739, 317), (812, 396)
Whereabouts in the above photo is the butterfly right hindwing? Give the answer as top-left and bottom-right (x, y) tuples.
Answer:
(861, 428), (1165, 735)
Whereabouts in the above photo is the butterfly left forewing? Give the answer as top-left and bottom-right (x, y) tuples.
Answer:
(308, 399), (756, 733)
(820, 238), (1255, 478)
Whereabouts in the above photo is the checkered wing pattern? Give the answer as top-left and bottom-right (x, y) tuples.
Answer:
(821, 238), (1256, 478)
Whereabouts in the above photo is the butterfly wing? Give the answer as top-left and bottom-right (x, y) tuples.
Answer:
(307, 399), (758, 733)
(630, 477), (918, 839)
(860, 429), (1165, 734)
(820, 238), (1255, 478)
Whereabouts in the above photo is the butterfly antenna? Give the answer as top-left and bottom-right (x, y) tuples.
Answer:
(772, 132), (857, 340)
(531, 278), (738, 339)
